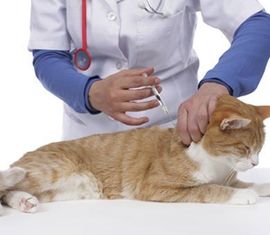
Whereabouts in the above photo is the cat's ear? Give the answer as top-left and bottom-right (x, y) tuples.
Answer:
(256, 106), (270, 120)
(220, 117), (251, 131)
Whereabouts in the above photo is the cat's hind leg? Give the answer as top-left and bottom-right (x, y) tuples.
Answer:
(36, 171), (103, 202)
(11, 151), (103, 203)
(0, 167), (28, 214)
(2, 191), (39, 213)
(0, 167), (26, 191)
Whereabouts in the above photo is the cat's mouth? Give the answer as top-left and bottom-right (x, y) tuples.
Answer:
(234, 161), (257, 172)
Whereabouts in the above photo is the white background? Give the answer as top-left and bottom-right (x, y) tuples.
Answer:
(0, 1), (269, 169)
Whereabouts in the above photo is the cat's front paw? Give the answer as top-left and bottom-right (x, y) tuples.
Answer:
(227, 189), (258, 205)
(253, 183), (270, 197)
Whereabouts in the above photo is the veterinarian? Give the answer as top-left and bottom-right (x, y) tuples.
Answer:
(29, 0), (270, 144)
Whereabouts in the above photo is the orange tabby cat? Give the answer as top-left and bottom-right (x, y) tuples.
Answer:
(1, 95), (270, 214)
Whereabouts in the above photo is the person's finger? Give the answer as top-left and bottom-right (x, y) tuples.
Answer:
(155, 85), (162, 94)
(197, 105), (209, 134)
(120, 67), (154, 77)
(177, 108), (191, 145)
(113, 113), (149, 126)
(208, 97), (217, 116)
(120, 86), (162, 101)
(120, 75), (160, 89)
(120, 88), (153, 101)
(119, 100), (159, 112)
(187, 114), (202, 143)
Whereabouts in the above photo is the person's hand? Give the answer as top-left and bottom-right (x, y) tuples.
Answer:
(89, 67), (161, 125)
(176, 82), (230, 146)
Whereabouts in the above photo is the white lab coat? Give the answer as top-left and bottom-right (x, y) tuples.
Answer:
(29, 0), (263, 140)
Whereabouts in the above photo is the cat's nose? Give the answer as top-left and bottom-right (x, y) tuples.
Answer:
(251, 155), (259, 167)
(251, 162), (258, 167)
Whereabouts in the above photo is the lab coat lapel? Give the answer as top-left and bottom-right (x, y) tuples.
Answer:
(103, 0), (118, 12)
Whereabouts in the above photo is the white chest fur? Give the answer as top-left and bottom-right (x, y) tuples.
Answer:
(186, 142), (233, 185)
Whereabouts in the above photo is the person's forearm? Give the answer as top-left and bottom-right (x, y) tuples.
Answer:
(200, 11), (270, 96)
(32, 50), (101, 113)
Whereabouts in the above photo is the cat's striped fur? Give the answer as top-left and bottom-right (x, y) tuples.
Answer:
(1, 95), (270, 214)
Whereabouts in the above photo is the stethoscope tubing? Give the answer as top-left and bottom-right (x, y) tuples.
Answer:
(145, 0), (164, 16)
(82, 0), (88, 50)
(73, 0), (92, 71)
(74, 0), (166, 71)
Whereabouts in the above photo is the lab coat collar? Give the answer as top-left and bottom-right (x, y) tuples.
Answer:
(103, 0), (118, 12)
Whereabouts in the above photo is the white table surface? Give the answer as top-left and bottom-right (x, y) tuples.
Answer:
(0, 168), (270, 235)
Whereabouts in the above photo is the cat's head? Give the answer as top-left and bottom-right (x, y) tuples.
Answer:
(202, 95), (270, 172)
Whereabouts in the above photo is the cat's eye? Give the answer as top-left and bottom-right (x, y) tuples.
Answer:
(243, 145), (251, 153)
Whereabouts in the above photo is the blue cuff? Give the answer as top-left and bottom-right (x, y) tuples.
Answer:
(198, 78), (233, 95)
(200, 11), (270, 97)
(84, 76), (102, 114)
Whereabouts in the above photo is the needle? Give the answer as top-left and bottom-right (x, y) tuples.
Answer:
(151, 86), (169, 114)
(143, 73), (169, 115)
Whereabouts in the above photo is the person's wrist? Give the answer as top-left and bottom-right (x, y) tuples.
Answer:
(88, 80), (103, 111)
(199, 82), (230, 95)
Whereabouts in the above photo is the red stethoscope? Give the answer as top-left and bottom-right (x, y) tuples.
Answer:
(73, 0), (92, 71)
(73, 0), (167, 71)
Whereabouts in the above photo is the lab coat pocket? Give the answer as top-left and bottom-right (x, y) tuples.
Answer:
(136, 8), (194, 71)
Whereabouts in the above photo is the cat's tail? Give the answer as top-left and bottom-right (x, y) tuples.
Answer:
(0, 167), (27, 192)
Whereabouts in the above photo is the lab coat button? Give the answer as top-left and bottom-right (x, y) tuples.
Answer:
(107, 12), (117, 21)
(116, 61), (123, 70)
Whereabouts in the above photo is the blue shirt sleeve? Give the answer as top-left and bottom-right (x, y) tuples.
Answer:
(199, 11), (270, 96)
(32, 50), (101, 114)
